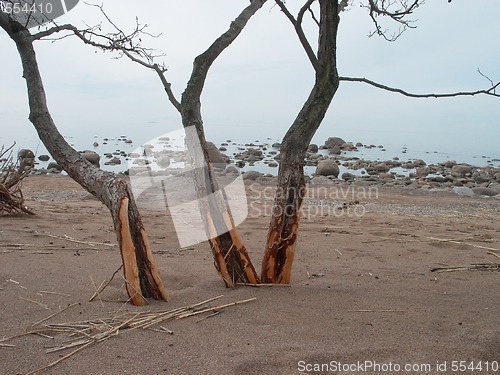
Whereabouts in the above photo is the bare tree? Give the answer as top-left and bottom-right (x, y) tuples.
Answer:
(262, 0), (499, 283)
(0, 11), (168, 306)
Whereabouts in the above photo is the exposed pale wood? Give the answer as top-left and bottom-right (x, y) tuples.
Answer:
(116, 197), (144, 306)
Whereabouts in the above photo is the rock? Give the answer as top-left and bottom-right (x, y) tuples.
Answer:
(93, 142), (99, 147)
(105, 157), (121, 166)
(47, 162), (62, 172)
(372, 163), (390, 173)
(310, 176), (335, 185)
(415, 167), (428, 177)
(472, 187), (499, 197)
(475, 174), (491, 184)
(225, 165), (240, 174)
(307, 144), (319, 153)
(38, 154), (50, 162)
(324, 137), (345, 149)
(452, 186), (474, 197)
(328, 145), (341, 155)
(206, 142), (228, 169)
(18, 149), (35, 160)
(268, 162), (278, 168)
(155, 155), (171, 168)
(379, 173), (395, 179)
(242, 170), (263, 181)
(355, 142), (363, 147)
(124, 139), (133, 144)
(219, 147), (227, 152)
(79, 151), (100, 167)
(451, 164), (473, 178)
(413, 159), (427, 167)
(128, 152), (141, 158)
(272, 142), (281, 149)
(315, 159), (339, 177)
(341, 172), (355, 182)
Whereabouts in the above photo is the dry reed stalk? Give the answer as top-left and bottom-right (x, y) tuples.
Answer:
(32, 303), (80, 326)
(19, 297), (49, 310)
(236, 282), (291, 288)
(89, 265), (122, 302)
(13, 295), (256, 374)
(431, 263), (500, 273)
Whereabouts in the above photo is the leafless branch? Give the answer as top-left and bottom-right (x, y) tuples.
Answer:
(361, 0), (424, 41)
(477, 68), (495, 91)
(274, 0), (319, 71)
(339, 75), (500, 98)
(29, 3), (182, 111)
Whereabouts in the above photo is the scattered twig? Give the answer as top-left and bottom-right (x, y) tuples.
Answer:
(195, 310), (222, 323)
(12, 295), (255, 374)
(25, 340), (96, 375)
(431, 264), (500, 273)
(89, 264), (123, 302)
(38, 291), (71, 297)
(19, 297), (49, 310)
(487, 251), (500, 260)
(348, 309), (405, 313)
(32, 303), (80, 326)
(89, 275), (105, 308)
(44, 233), (117, 247)
(236, 282), (291, 288)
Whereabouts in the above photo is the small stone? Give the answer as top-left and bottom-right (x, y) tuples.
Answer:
(38, 154), (50, 162)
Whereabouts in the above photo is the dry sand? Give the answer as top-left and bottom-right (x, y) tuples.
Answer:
(1, 175), (499, 375)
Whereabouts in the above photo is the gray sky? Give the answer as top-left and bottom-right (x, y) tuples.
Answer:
(1, 0), (500, 157)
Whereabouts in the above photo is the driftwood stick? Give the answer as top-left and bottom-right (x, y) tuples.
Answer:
(487, 251), (500, 260)
(25, 340), (96, 375)
(236, 282), (291, 288)
(176, 297), (257, 320)
(19, 297), (49, 310)
(89, 276), (105, 307)
(32, 303), (80, 326)
(89, 265), (123, 302)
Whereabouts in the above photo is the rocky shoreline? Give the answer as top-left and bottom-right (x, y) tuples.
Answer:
(15, 135), (500, 198)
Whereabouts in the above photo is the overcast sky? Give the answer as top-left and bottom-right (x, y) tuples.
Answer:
(1, 0), (500, 158)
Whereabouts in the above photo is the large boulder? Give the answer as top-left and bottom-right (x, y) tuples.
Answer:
(242, 170), (263, 181)
(18, 149), (35, 160)
(324, 137), (346, 149)
(17, 148), (35, 171)
(451, 164), (473, 178)
(80, 150), (100, 168)
(315, 159), (339, 177)
(206, 142), (228, 169)
(307, 144), (319, 153)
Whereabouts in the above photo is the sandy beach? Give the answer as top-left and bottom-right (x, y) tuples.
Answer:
(1, 175), (499, 374)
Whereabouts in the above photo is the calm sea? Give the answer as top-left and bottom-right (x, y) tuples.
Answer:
(2, 118), (500, 174)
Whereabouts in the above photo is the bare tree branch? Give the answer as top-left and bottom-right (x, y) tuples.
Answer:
(274, 0), (319, 71)
(362, 0), (424, 41)
(29, 4), (183, 111)
(339, 75), (500, 98)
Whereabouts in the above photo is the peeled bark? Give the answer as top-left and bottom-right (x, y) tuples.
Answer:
(261, 0), (340, 283)
(1, 15), (168, 305)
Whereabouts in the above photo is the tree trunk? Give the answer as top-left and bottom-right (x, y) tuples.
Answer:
(180, 102), (260, 286)
(175, 0), (267, 286)
(261, 0), (340, 283)
(1, 16), (168, 305)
